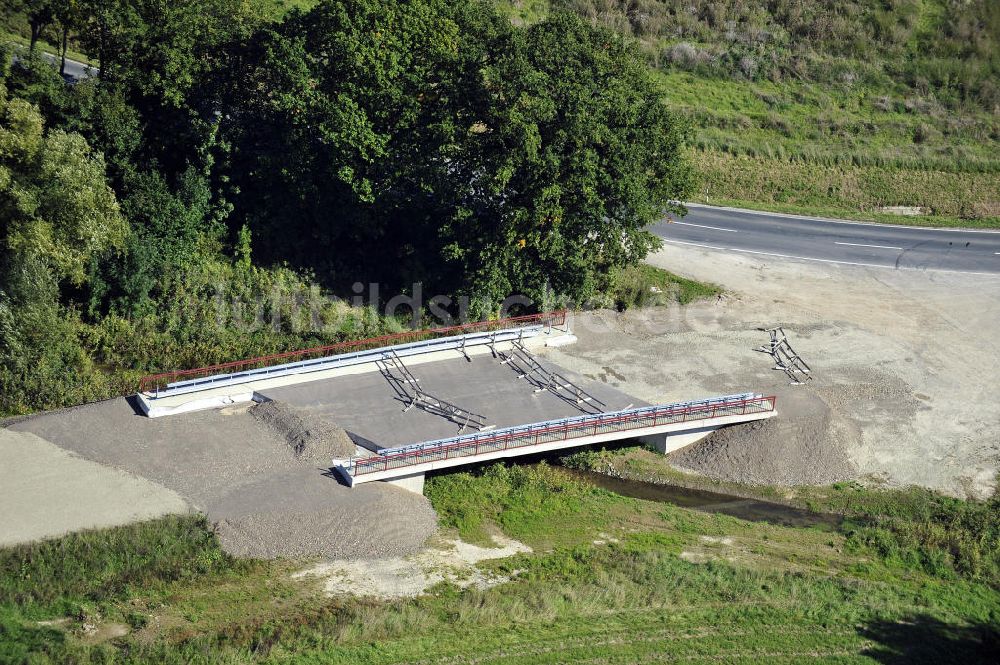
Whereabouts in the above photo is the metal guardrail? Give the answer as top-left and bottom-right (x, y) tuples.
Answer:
(148, 326), (546, 399)
(340, 394), (776, 478)
(139, 310), (567, 393)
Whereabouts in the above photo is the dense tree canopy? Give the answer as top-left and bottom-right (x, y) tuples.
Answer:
(0, 82), (126, 412)
(223, 0), (690, 310)
(0, 83), (125, 287)
(0, 0), (694, 412)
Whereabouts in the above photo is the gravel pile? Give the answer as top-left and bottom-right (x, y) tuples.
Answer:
(668, 403), (857, 486)
(250, 400), (356, 462)
(11, 398), (437, 560)
(213, 469), (437, 559)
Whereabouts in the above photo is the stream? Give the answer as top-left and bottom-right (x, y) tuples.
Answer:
(560, 467), (844, 530)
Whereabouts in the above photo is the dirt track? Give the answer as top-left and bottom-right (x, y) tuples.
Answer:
(543, 243), (1000, 498)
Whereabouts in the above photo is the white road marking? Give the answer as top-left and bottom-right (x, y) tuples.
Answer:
(835, 241), (903, 250)
(680, 201), (1000, 234)
(659, 239), (1000, 276)
(671, 221), (738, 233)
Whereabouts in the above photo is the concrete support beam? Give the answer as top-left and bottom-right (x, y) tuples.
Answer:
(385, 472), (425, 495)
(638, 424), (721, 454)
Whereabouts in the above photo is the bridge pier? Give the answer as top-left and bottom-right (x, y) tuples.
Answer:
(638, 424), (720, 454)
(386, 472), (425, 494)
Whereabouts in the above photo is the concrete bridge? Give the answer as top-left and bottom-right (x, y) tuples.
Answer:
(334, 394), (777, 493)
(135, 311), (778, 494)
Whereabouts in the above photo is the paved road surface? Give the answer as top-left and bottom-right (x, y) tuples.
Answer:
(653, 203), (1000, 275)
(9, 48), (95, 81)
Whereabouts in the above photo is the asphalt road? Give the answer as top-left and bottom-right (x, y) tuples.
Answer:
(9, 48), (95, 81)
(653, 203), (1000, 275)
(45, 52), (95, 80)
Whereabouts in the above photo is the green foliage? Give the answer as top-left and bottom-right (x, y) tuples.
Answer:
(0, 515), (252, 664)
(0, 85), (130, 414)
(225, 1), (691, 312)
(566, 445), (1000, 586)
(498, 1), (1000, 224)
(554, 0), (1000, 114)
(0, 515), (239, 610)
(693, 150), (1000, 227)
(0, 83), (125, 285)
(2, 467), (999, 662)
(824, 483), (1000, 585)
(601, 263), (721, 309)
(425, 462), (623, 545)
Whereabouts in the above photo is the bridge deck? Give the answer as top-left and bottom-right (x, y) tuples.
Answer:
(258, 352), (642, 450)
(334, 395), (777, 485)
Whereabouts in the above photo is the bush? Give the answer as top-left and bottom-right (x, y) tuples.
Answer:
(601, 263), (721, 310)
(826, 484), (1000, 585)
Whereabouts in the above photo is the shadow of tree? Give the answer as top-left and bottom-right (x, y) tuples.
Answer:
(860, 614), (1000, 664)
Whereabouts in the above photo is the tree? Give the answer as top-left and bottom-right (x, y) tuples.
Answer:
(54, 0), (85, 76)
(0, 83), (126, 414)
(76, 0), (266, 176)
(0, 83), (126, 287)
(445, 10), (694, 307)
(222, 1), (692, 312)
(23, 0), (58, 54)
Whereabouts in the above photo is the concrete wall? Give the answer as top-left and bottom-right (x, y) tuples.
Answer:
(637, 424), (721, 454)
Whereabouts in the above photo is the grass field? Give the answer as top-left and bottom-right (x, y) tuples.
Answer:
(2, 463), (997, 663)
(498, 2), (1000, 229)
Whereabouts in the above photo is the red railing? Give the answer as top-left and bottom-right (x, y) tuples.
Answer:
(139, 310), (567, 393)
(348, 395), (776, 477)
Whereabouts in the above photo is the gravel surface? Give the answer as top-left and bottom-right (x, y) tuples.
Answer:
(250, 400), (356, 462)
(543, 244), (1000, 498)
(10, 399), (436, 557)
(0, 429), (189, 546)
(213, 471), (437, 559)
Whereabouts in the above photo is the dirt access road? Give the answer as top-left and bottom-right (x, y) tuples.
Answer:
(544, 242), (1000, 499)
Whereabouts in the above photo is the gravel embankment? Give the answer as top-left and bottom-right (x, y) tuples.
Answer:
(9, 399), (436, 558)
(543, 243), (1000, 498)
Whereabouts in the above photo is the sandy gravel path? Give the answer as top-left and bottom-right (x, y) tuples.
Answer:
(9, 399), (437, 558)
(0, 429), (189, 546)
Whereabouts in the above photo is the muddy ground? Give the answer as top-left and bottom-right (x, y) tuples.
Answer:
(543, 243), (1000, 499)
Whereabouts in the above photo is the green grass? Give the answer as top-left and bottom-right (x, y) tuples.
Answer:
(563, 446), (1000, 584)
(656, 71), (1000, 228)
(2, 464), (998, 662)
(602, 263), (723, 310)
(492, 3), (1000, 228)
(659, 72), (1000, 174)
(2, 32), (96, 68)
(690, 149), (1000, 229)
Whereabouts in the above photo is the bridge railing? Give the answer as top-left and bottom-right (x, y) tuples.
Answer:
(344, 395), (776, 478)
(139, 310), (567, 393)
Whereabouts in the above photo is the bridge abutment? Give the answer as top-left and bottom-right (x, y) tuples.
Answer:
(386, 472), (426, 494)
(638, 424), (720, 455)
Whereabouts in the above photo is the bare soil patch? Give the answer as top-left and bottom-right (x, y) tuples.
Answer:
(295, 533), (531, 599)
(544, 244), (1000, 498)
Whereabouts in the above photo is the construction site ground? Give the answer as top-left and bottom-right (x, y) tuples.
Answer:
(543, 243), (1000, 499)
(2, 354), (637, 556)
(3, 241), (996, 556)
